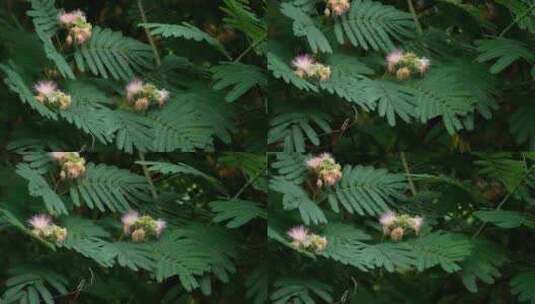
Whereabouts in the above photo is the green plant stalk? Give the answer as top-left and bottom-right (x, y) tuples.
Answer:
(407, 0), (423, 35)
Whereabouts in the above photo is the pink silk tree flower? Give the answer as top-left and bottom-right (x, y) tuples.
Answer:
(291, 54), (315, 77)
(411, 216), (424, 233)
(287, 225), (309, 242)
(386, 50), (403, 72)
(155, 219), (167, 236)
(28, 214), (52, 230)
(156, 89), (170, 106)
(49, 152), (67, 161)
(34, 81), (58, 96)
(418, 57), (431, 74)
(126, 79), (144, 101)
(379, 211), (397, 226)
(121, 210), (140, 234)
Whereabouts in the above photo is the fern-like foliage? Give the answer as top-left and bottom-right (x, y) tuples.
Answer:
(333, 0), (414, 51)
(280, 3), (332, 53)
(210, 199), (266, 228)
(221, 0), (266, 49)
(269, 110), (332, 152)
(148, 95), (217, 152)
(140, 23), (229, 58)
(271, 152), (308, 184)
(211, 62), (267, 102)
(59, 81), (115, 144)
(74, 27), (154, 80)
(0, 62), (57, 120)
(474, 210), (535, 229)
(410, 232), (472, 273)
(327, 165), (407, 216)
(510, 269), (535, 304)
(245, 265), (269, 304)
(15, 163), (67, 215)
(510, 104), (535, 149)
(1, 268), (69, 304)
(476, 38), (535, 74)
(271, 278), (333, 304)
(69, 163), (150, 213)
(27, 0), (75, 79)
(412, 66), (476, 134)
(460, 239), (508, 293)
(267, 52), (318, 92)
(270, 177), (327, 225)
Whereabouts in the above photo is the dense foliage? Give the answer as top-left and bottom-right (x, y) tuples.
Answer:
(2, 0), (535, 303)
(1, 151), (267, 303)
(268, 0), (535, 152)
(1, 0), (266, 152)
(269, 152), (535, 303)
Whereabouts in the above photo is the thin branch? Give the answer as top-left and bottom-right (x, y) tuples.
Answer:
(138, 151), (159, 201)
(472, 165), (535, 238)
(499, 2), (535, 37)
(407, 0), (423, 35)
(400, 152), (417, 196)
(232, 163), (267, 200)
(137, 0), (161, 66)
(233, 34), (267, 63)
(136, 0), (160, 201)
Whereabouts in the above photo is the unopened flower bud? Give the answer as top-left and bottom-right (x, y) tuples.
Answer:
(396, 67), (411, 80)
(390, 227), (405, 241)
(131, 228), (146, 242)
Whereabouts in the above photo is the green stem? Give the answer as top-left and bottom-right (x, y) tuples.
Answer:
(400, 152), (417, 196)
(499, 2), (535, 37)
(232, 163), (267, 200)
(138, 151), (159, 201)
(137, 0), (161, 66)
(233, 34), (267, 63)
(472, 165), (535, 238)
(407, 0), (423, 35)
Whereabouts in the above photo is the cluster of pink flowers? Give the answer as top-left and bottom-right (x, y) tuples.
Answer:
(50, 152), (86, 180)
(58, 10), (92, 45)
(291, 54), (331, 81)
(28, 214), (68, 243)
(287, 225), (328, 253)
(125, 79), (170, 111)
(324, 0), (351, 16)
(379, 211), (423, 241)
(121, 210), (166, 242)
(34, 81), (71, 110)
(306, 153), (343, 188)
(386, 49), (431, 80)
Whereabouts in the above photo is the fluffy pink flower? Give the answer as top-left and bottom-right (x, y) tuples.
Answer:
(121, 210), (139, 230)
(156, 89), (170, 106)
(126, 79), (144, 101)
(292, 54), (315, 76)
(418, 57), (431, 74)
(288, 225), (309, 242)
(49, 152), (67, 161)
(155, 219), (167, 236)
(327, 0), (351, 16)
(411, 216), (424, 233)
(386, 50), (403, 71)
(306, 157), (323, 169)
(34, 81), (57, 96)
(323, 170), (342, 186)
(28, 214), (52, 230)
(134, 98), (150, 111)
(306, 153), (333, 169)
(58, 11), (78, 25)
(379, 211), (397, 226)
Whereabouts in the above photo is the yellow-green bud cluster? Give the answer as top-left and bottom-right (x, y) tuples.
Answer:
(380, 212), (423, 241)
(50, 152), (86, 180)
